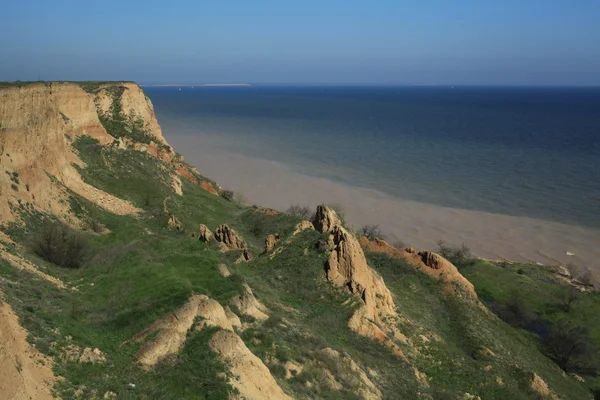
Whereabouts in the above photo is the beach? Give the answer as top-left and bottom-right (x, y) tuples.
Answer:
(166, 132), (600, 277)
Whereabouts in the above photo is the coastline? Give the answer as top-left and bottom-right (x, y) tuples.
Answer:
(166, 132), (600, 276)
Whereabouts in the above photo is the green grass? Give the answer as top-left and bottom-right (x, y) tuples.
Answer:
(461, 260), (600, 345)
(0, 116), (596, 398)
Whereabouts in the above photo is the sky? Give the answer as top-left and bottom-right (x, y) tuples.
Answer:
(1, 0), (599, 85)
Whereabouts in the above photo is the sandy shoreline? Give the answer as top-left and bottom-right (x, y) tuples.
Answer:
(166, 133), (600, 277)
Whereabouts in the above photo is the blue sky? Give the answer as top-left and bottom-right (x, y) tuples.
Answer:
(1, 0), (599, 85)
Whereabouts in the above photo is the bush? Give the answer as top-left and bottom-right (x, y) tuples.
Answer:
(287, 204), (312, 220)
(31, 221), (88, 268)
(360, 224), (383, 240)
(89, 219), (105, 233)
(543, 321), (598, 373)
(221, 190), (235, 201)
(494, 291), (533, 327)
(436, 240), (472, 267)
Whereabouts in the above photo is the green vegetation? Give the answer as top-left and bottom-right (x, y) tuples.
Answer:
(94, 85), (157, 145)
(461, 259), (600, 392)
(31, 221), (88, 269)
(0, 87), (597, 398)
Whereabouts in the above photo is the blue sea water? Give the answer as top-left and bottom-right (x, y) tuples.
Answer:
(146, 86), (600, 228)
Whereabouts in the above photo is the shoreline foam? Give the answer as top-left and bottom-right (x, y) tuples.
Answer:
(166, 133), (600, 277)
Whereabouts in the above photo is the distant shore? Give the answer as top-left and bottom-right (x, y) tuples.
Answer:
(166, 132), (600, 279)
(143, 84), (251, 87)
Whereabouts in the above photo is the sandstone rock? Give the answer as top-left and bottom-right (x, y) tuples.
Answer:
(235, 250), (253, 263)
(215, 224), (246, 250)
(171, 174), (183, 195)
(417, 250), (477, 298)
(168, 215), (182, 231)
(229, 283), (269, 321)
(283, 361), (303, 379)
(208, 330), (292, 400)
(0, 301), (56, 399)
(0, 83), (177, 224)
(316, 347), (382, 400)
(323, 220), (406, 359)
(326, 225), (396, 318)
(194, 297), (235, 332)
(199, 224), (213, 242)
(217, 263), (231, 277)
(527, 372), (559, 400)
(312, 205), (341, 233)
(128, 294), (235, 368)
(292, 220), (314, 236)
(252, 205), (279, 216)
(79, 347), (106, 363)
(264, 233), (280, 252)
(225, 306), (242, 330)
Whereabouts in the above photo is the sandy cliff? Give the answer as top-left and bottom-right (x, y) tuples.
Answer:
(0, 82), (172, 223)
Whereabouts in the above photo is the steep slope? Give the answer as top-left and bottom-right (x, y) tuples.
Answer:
(0, 81), (595, 400)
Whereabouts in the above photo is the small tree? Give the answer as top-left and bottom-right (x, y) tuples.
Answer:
(436, 240), (472, 267)
(561, 286), (581, 312)
(287, 204), (312, 220)
(360, 224), (382, 240)
(566, 263), (580, 279)
(579, 268), (594, 287)
(221, 190), (235, 201)
(543, 321), (597, 372)
(32, 221), (88, 269)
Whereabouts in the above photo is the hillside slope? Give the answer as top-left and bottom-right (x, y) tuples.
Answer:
(0, 82), (596, 399)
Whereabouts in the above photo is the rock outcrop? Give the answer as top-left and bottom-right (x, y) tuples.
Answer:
(416, 250), (477, 298)
(229, 283), (269, 321)
(0, 301), (56, 399)
(167, 215), (182, 231)
(264, 234), (280, 252)
(313, 206), (406, 357)
(316, 348), (382, 400)
(215, 224), (246, 250)
(292, 220), (314, 236)
(208, 331), (292, 400)
(358, 237), (478, 300)
(217, 263), (231, 277)
(0, 82), (145, 223)
(235, 249), (254, 263)
(527, 372), (559, 400)
(128, 294), (241, 368)
(312, 204), (341, 233)
(127, 294), (287, 399)
(199, 224), (213, 242)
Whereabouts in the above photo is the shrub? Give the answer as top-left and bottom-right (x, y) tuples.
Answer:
(287, 204), (312, 220)
(360, 224), (383, 240)
(435, 240), (472, 267)
(494, 291), (533, 327)
(89, 219), (105, 233)
(31, 221), (88, 268)
(561, 286), (581, 312)
(221, 190), (235, 201)
(543, 321), (598, 373)
(579, 268), (594, 287)
(566, 263), (580, 278)
(11, 184), (18, 191)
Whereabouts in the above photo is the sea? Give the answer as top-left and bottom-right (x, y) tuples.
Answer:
(145, 86), (600, 229)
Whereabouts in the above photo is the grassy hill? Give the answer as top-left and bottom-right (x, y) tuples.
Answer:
(0, 82), (597, 399)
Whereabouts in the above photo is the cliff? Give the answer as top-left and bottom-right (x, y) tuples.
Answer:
(0, 82), (595, 400)
(0, 82), (216, 226)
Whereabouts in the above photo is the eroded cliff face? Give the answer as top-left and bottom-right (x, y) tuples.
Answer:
(0, 82), (172, 224)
